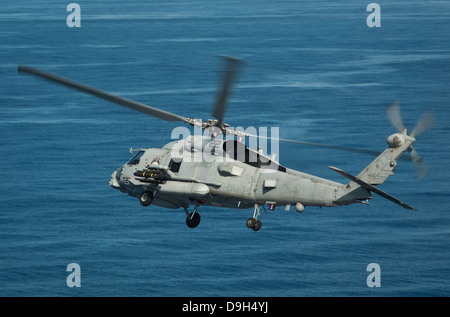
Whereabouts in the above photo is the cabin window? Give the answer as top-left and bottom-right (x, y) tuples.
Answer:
(223, 140), (286, 172)
(169, 159), (182, 173)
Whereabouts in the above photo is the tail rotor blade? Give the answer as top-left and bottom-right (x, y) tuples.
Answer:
(212, 56), (243, 123)
(386, 101), (404, 132)
(409, 147), (429, 181)
(410, 110), (436, 137)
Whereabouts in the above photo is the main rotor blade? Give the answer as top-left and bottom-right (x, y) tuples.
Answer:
(386, 101), (404, 132)
(243, 133), (382, 156)
(410, 110), (436, 137)
(212, 56), (243, 123)
(18, 65), (190, 123)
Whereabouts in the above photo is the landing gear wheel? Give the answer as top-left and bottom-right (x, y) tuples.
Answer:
(246, 217), (257, 228)
(252, 220), (262, 231)
(186, 212), (201, 228)
(139, 191), (153, 207)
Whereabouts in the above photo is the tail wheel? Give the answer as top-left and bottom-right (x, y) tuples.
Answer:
(139, 191), (153, 207)
(186, 212), (201, 228)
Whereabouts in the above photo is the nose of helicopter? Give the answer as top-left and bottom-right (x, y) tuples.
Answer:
(109, 169), (122, 189)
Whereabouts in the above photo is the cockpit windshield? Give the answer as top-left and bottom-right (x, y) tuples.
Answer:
(127, 151), (144, 165)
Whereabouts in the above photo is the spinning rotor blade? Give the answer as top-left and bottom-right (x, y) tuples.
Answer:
(410, 110), (436, 137)
(386, 101), (404, 132)
(18, 65), (190, 123)
(409, 147), (429, 181)
(242, 132), (381, 156)
(212, 56), (243, 124)
(384, 101), (436, 181)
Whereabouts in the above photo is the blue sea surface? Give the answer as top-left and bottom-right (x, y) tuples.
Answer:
(1, 0), (449, 296)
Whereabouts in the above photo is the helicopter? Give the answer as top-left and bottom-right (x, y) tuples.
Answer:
(17, 56), (436, 231)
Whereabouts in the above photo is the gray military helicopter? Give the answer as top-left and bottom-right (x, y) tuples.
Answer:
(18, 57), (435, 231)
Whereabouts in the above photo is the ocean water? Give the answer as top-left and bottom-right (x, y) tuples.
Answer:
(0, 0), (449, 297)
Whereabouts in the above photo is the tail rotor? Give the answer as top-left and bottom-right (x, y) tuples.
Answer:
(386, 102), (436, 181)
(410, 110), (436, 138)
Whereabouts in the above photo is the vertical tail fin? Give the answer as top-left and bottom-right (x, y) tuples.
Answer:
(332, 129), (416, 209)
(331, 103), (434, 210)
(356, 131), (412, 186)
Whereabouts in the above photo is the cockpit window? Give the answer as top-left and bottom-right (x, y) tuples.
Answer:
(127, 151), (144, 165)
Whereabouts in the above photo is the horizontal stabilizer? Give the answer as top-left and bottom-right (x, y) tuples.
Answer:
(329, 166), (416, 211)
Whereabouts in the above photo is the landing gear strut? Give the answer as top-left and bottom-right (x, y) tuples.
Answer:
(246, 204), (262, 231)
(184, 205), (201, 228)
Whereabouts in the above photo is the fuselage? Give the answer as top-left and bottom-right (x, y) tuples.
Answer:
(110, 136), (350, 212)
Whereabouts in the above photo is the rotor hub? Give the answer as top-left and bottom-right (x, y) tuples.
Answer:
(387, 133), (405, 148)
